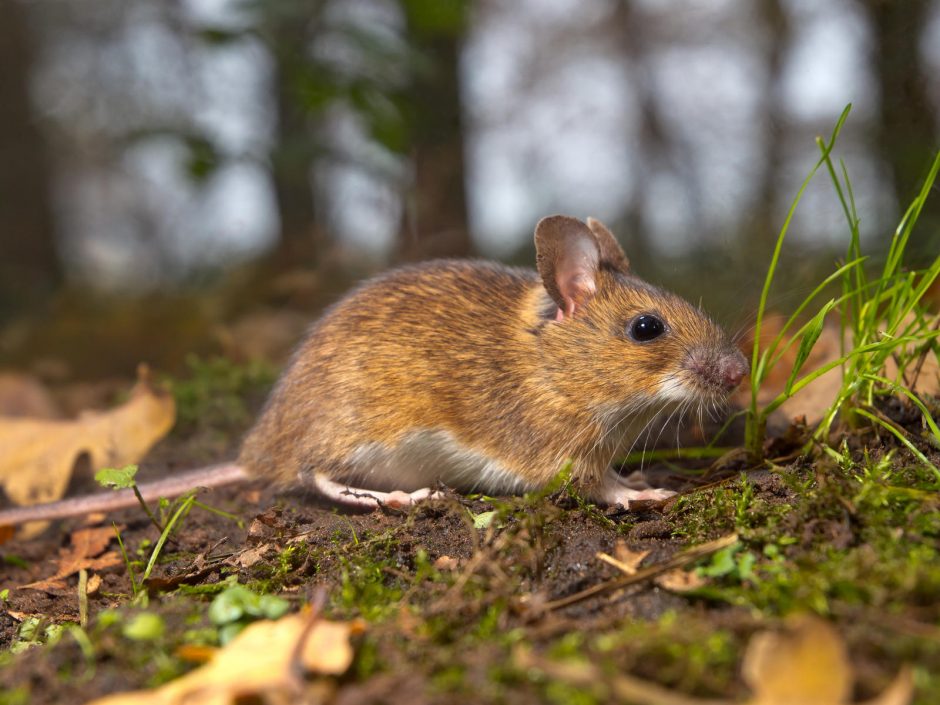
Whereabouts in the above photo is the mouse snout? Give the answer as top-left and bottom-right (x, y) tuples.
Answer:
(717, 350), (748, 392)
(686, 347), (749, 394)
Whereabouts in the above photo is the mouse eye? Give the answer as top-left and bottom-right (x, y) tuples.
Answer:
(628, 314), (666, 342)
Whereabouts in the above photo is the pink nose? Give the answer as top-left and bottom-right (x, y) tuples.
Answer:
(719, 353), (748, 391)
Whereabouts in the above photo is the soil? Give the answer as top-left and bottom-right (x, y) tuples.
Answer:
(1, 405), (938, 705)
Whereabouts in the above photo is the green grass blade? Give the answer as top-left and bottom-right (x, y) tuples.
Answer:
(785, 300), (836, 396)
(763, 257), (866, 364)
(747, 105), (852, 455)
(763, 333), (940, 417)
(861, 374), (940, 444)
(142, 494), (196, 584)
(855, 408), (940, 480)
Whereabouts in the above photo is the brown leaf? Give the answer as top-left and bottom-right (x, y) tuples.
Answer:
(654, 569), (706, 593)
(735, 311), (939, 426)
(232, 543), (273, 569)
(22, 526), (122, 590)
(0, 366), (175, 534)
(433, 555), (459, 571)
(597, 542), (650, 576)
(86, 613), (356, 705)
(86, 573), (102, 595)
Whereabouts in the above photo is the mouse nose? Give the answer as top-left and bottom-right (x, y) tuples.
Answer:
(718, 351), (748, 392)
(687, 347), (749, 393)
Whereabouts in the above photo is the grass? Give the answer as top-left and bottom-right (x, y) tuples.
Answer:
(745, 105), (940, 473)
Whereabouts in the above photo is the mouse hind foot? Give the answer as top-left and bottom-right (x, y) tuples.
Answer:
(312, 472), (444, 510)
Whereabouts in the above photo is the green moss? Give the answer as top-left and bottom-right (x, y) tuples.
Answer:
(544, 679), (602, 705)
(431, 664), (468, 692)
(667, 452), (940, 636)
(0, 686), (30, 705)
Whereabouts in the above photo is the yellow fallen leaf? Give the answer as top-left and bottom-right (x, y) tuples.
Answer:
(86, 613), (357, 705)
(743, 614), (850, 705)
(0, 366), (174, 524)
(515, 614), (912, 705)
(743, 615), (913, 705)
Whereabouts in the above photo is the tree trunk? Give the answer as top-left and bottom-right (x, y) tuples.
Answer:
(266, 10), (323, 267)
(0, 0), (61, 319)
(858, 0), (940, 250)
(398, 0), (472, 261)
(745, 0), (790, 265)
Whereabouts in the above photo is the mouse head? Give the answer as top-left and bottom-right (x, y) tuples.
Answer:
(534, 215), (748, 419)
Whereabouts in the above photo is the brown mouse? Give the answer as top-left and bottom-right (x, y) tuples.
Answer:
(0, 215), (747, 527)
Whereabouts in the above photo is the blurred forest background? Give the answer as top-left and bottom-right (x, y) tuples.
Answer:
(1, 0), (939, 379)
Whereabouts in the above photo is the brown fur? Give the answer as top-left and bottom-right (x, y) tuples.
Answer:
(239, 219), (742, 499)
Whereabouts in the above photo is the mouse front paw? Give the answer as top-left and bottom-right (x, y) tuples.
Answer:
(603, 486), (677, 508)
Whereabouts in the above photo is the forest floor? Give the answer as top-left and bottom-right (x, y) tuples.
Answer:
(0, 371), (938, 705)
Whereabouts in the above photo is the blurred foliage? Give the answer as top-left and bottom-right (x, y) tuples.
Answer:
(187, 0), (470, 176)
(168, 355), (276, 439)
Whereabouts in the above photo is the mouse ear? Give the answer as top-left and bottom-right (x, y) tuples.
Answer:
(586, 217), (630, 273)
(534, 215), (601, 319)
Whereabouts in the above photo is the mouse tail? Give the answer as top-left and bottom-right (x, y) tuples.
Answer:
(0, 463), (248, 527)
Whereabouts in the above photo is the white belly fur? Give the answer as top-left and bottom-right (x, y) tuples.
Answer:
(346, 429), (533, 495)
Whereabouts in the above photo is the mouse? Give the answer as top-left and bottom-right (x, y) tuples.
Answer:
(0, 215), (748, 528)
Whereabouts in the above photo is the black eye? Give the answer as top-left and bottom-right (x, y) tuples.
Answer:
(629, 314), (666, 342)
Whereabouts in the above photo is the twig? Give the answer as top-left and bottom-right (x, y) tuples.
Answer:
(77, 569), (89, 628)
(288, 586), (328, 685)
(514, 646), (728, 705)
(544, 534), (738, 612)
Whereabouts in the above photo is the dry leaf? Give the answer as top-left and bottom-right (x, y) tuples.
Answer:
(174, 644), (218, 664)
(614, 541), (650, 569)
(735, 312), (939, 426)
(0, 366), (174, 524)
(22, 526), (122, 591)
(743, 615), (913, 705)
(515, 614), (911, 705)
(733, 316), (843, 424)
(86, 613), (357, 705)
(232, 544), (273, 569)
(597, 542), (650, 575)
(654, 569), (706, 593)
(433, 555), (459, 570)
(86, 573), (103, 595)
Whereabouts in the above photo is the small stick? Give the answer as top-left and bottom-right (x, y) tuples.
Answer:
(544, 533), (738, 612)
(288, 587), (328, 685)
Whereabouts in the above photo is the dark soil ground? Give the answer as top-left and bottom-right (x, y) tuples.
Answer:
(1, 376), (938, 705)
